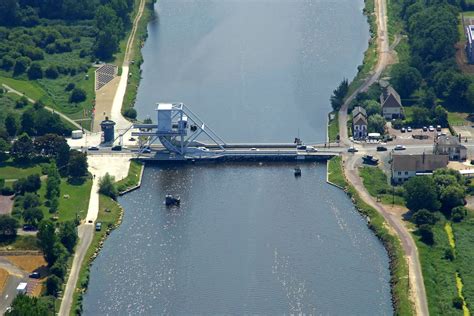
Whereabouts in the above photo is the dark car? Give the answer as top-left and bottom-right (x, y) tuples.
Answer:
(29, 272), (40, 279)
(422, 126), (428, 132)
(297, 145), (307, 150)
(376, 146), (387, 151)
(111, 145), (122, 151)
(347, 146), (358, 153)
(23, 225), (37, 231)
(88, 146), (99, 151)
(401, 127), (406, 133)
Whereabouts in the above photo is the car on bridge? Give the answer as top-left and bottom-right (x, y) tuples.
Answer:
(88, 146), (99, 151)
(111, 145), (122, 151)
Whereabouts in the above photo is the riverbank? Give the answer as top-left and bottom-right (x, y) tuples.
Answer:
(327, 157), (413, 315)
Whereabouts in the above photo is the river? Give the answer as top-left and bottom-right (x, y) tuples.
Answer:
(83, 0), (393, 314)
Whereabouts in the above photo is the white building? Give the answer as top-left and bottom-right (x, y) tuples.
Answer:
(434, 135), (468, 161)
(391, 153), (448, 184)
(380, 86), (403, 120)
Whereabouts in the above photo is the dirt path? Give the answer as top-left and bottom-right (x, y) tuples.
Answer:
(337, 0), (429, 314)
(1, 84), (84, 131)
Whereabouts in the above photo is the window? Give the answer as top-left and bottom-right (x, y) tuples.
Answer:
(405, 172), (408, 175)
(398, 171), (401, 175)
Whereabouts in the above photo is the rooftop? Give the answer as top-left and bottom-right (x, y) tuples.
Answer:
(381, 86), (402, 108)
(392, 153), (448, 172)
(436, 135), (463, 147)
(352, 106), (367, 118)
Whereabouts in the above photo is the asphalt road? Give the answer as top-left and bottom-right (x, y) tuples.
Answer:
(0, 258), (28, 313)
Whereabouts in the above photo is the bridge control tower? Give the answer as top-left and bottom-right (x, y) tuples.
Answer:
(132, 103), (226, 156)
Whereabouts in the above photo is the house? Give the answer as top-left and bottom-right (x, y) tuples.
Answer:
(380, 86), (403, 120)
(434, 135), (467, 161)
(391, 153), (448, 184)
(352, 106), (368, 140)
(466, 25), (474, 63)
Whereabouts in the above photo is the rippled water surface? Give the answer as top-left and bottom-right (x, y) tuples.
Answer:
(83, 0), (393, 314)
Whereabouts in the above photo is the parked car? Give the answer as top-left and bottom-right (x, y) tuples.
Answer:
(88, 146), (99, 151)
(422, 126), (428, 132)
(376, 146), (387, 151)
(394, 145), (406, 150)
(111, 145), (122, 151)
(23, 225), (37, 231)
(348, 146), (358, 153)
(95, 222), (102, 231)
(129, 137), (136, 141)
(407, 127), (412, 132)
(436, 125), (442, 132)
(401, 127), (406, 133)
(428, 125), (435, 132)
(29, 272), (40, 279)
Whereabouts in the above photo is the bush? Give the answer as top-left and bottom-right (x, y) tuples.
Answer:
(451, 206), (467, 222)
(27, 62), (43, 80)
(15, 96), (29, 109)
(123, 107), (137, 120)
(452, 296), (463, 310)
(13, 56), (31, 75)
(418, 224), (434, 245)
(46, 275), (61, 296)
(412, 209), (438, 227)
(1, 187), (14, 196)
(65, 83), (75, 91)
(444, 248), (455, 261)
(45, 65), (59, 79)
(69, 88), (86, 103)
(99, 173), (118, 199)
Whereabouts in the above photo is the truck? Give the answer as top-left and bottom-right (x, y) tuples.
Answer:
(16, 282), (27, 295)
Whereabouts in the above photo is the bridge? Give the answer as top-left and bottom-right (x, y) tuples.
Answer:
(130, 102), (340, 162)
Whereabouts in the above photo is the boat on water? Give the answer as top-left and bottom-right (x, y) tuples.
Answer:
(294, 167), (302, 177)
(165, 194), (181, 206)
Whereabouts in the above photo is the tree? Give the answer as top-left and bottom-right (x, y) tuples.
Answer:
(49, 197), (59, 214)
(0, 215), (18, 238)
(330, 78), (349, 111)
(390, 63), (422, 98)
(11, 133), (35, 161)
(27, 62), (43, 80)
(451, 206), (467, 223)
(453, 296), (463, 310)
(13, 56), (31, 75)
(404, 176), (440, 211)
(69, 88), (86, 103)
(20, 110), (35, 135)
(15, 96), (28, 109)
(94, 5), (123, 59)
(439, 185), (465, 213)
(23, 208), (44, 227)
(34, 134), (70, 163)
(45, 65), (59, 79)
(368, 114), (386, 134)
(22, 192), (40, 209)
(5, 113), (19, 137)
(24, 174), (41, 193)
(1, 55), (15, 71)
(46, 163), (61, 200)
(6, 295), (53, 316)
(412, 209), (438, 226)
(0, 0), (19, 27)
(46, 275), (61, 296)
(98, 173), (118, 199)
(37, 220), (58, 265)
(67, 150), (88, 178)
(0, 138), (10, 162)
(410, 106), (431, 127)
(432, 105), (448, 127)
(59, 221), (78, 253)
(418, 224), (434, 245)
(363, 100), (381, 116)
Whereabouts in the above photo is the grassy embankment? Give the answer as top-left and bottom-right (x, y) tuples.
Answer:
(121, 0), (156, 119)
(347, 0), (378, 96)
(327, 156), (413, 315)
(115, 159), (144, 193)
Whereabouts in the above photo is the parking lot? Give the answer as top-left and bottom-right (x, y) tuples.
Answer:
(386, 123), (449, 145)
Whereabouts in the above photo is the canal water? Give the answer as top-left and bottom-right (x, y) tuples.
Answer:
(83, 0), (393, 315)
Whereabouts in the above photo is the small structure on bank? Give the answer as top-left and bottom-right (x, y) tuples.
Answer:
(391, 152), (448, 184)
(380, 86), (403, 120)
(434, 135), (467, 161)
(352, 106), (368, 140)
(100, 117), (116, 145)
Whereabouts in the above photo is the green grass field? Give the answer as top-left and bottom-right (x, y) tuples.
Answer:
(453, 216), (474, 310)
(359, 166), (405, 206)
(0, 160), (42, 180)
(327, 156), (346, 188)
(448, 112), (469, 126)
(327, 112), (339, 143)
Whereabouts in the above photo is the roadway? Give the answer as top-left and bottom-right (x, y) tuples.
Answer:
(337, 0), (429, 314)
(0, 258), (28, 314)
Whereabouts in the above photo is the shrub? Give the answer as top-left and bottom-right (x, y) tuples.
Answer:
(451, 206), (467, 222)
(123, 107), (137, 119)
(45, 65), (59, 79)
(46, 275), (61, 296)
(444, 248), (455, 261)
(418, 224), (434, 245)
(1, 187), (14, 196)
(452, 296), (463, 310)
(65, 83), (75, 91)
(99, 173), (118, 199)
(13, 56), (31, 75)
(27, 62), (43, 80)
(69, 88), (86, 103)
(15, 96), (29, 109)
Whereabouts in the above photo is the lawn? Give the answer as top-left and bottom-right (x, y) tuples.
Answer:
(0, 160), (43, 180)
(0, 235), (39, 250)
(71, 194), (122, 315)
(0, 76), (48, 102)
(115, 159), (143, 193)
(359, 166), (405, 206)
(37, 177), (93, 222)
(327, 156), (346, 188)
(448, 112), (469, 127)
(453, 216), (474, 310)
(327, 112), (339, 143)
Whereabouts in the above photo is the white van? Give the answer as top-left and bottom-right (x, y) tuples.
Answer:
(16, 282), (27, 295)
